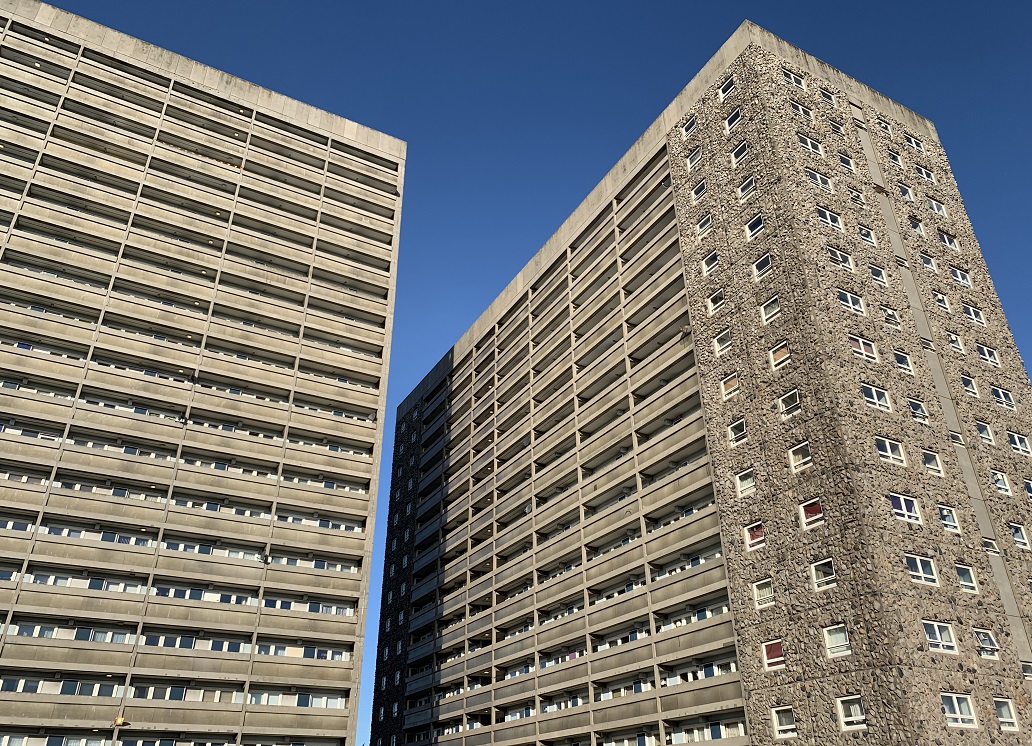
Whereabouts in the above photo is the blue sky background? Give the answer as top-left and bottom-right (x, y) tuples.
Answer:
(49, 0), (1032, 740)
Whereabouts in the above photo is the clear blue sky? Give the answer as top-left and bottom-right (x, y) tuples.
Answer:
(50, 0), (1032, 740)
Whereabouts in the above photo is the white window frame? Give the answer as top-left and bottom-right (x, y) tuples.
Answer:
(941, 693), (977, 728)
(736, 469), (756, 496)
(974, 628), (1001, 659)
(779, 389), (801, 418)
(904, 133), (924, 152)
(894, 350), (914, 374)
(718, 76), (736, 100)
(905, 554), (937, 585)
(916, 164), (936, 183)
(923, 620), (957, 653)
(798, 132), (822, 155)
(753, 252), (772, 279)
(713, 328), (732, 356)
(696, 213), (713, 238)
(762, 639), (785, 670)
(898, 183), (914, 200)
(746, 213), (764, 240)
(837, 152), (855, 172)
(761, 295), (781, 323)
(811, 557), (837, 590)
(994, 698), (1019, 732)
(720, 373), (739, 400)
(861, 383), (891, 411)
(889, 492), (921, 523)
(956, 564), (978, 593)
(772, 706), (798, 739)
(769, 342), (791, 370)
(828, 247), (853, 270)
(805, 167), (832, 192)
(782, 69), (805, 89)
(977, 343), (1000, 367)
(907, 398), (928, 423)
(800, 499), (824, 530)
(928, 197), (947, 216)
(1010, 523), (1030, 550)
(738, 175), (756, 200)
(849, 334), (878, 362)
(790, 99), (813, 121)
(824, 624), (851, 658)
(706, 288), (726, 315)
(728, 418), (747, 445)
(701, 250), (718, 275)
(876, 437), (906, 466)
(817, 206), (843, 231)
(1008, 431), (1031, 455)
(745, 520), (765, 550)
(869, 264), (888, 285)
(724, 107), (742, 133)
(950, 266), (971, 287)
(730, 140), (749, 166)
(937, 505), (960, 533)
(788, 441), (812, 472)
(991, 386), (1015, 409)
(753, 578), (774, 608)
(836, 695), (866, 730)
(837, 289), (865, 315)
(923, 450), (944, 476)
(686, 145), (702, 170)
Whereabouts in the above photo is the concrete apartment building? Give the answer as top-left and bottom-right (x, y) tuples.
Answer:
(0, 2), (403, 745)
(372, 21), (1032, 746)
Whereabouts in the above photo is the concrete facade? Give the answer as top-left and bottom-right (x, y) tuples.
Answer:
(372, 21), (1031, 746)
(0, 2), (404, 745)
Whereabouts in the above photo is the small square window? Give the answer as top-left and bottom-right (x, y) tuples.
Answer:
(837, 695), (866, 730)
(811, 557), (836, 589)
(769, 342), (791, 370)
(992, 470), (1012, 494)
(713, 328), (732, 355)
(937, 505), (960, 533)
(817, 206), (843, 231)
(798, 133), (822, 155)
(974, 628), (1000, 659)
(686, 145), (702, 170)
(779, 389), (801, 418)
(800, 498), (824, 529)
(738, 175), (756, 200)
(898, 183), (914, 201)
(939, 231), (959, 250)
(887, 150), (902, 167)
(956, 564), (978, 592)
(961, 375), (979, 397)
(928, 197), (947, 216)
(753, 578), (774, 608)
(837, 152), (855, 172)
(828, 247), (853, 270)
(916, 164), (936, 183)
(824, 625), (851, 657)
(1008, 431), (1031, 455)
(783, 69), (805, 89)
(746, 213), (765, 239)
(932, 291), (950, 312)
(805, 167), (832, 192)
(994, 698), (1019, 732)
(701, 250), (718, 275)
(1010, 523), (1030, 549)
(753, 253), (772, 279)
(904, 133), (924, 152)
(858, 225), (876, 245)
(975, 421), (994, 444)
(942, 693), (977, 728)
(697, 213), (713, 238)
(731, 141), (750, 166)
(905, 554), (937, 584)
(736, 469), (756, 496)
(745, 520), (765, 550)
(820, 89), (837, 105)
(923, 620), (957, 653)
(950, 431), (965, 445)
(848, 188), (867, 206)
(762, 639), (785, 669)
(720, 373), (740, 400)
(691, 179), (707, 203)
(869, 264), (888, 285)
(829, 119), (844, 136)
(882, 306), (901, 329)
(911, 218), (925, 236)
(950, 266), (971, 287)
(719, 76), (736, 100)
(861, 383), (891, 411)
(849, 334), (878, 362)
(920, 253), (937, 271)
(706, 289), (726, 315)
(1025, 479), (1032, 500)
(772, 706), (797, 739)
(889, 492), (921, 523)
(761, 295), (781, 323)
(946, 331), (965, 353)
(991, 386), (1015, 409)
(724, 107), (742, 133)
(907, 398), (929, 423)
(977, 343), (1000, 367)
(876, 436), (906, 465)
(728, 418), (747, 445)
(788, 442), (812, 472)
(681, 116), (697, 138)
(789, 99), (813, 121)
(894, 350), (914, 374)
(923, 450), (944, 477)
(983, 536), (1001, 554)
(876, 118), (892, 134)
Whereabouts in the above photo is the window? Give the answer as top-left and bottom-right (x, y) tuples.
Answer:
(691, 179), (707, 203)
(824, 625), (851, 657)
(946, 331), (965, 353)
(816, 206), (843, 230)
(975, 421), (995, 444)
(738, 175), (756, 200)
(956, 564), (978, 593)
(719, 76), (736, 99)
(772, 706), (797, 739)
(876, 437), (906, 465)
(706, 289), (726, 315)
(736, 469), (756, 496)
(728, 419), (747, 445)
(848, 188), (867, 206)
(893, 350), (914, 374)
(800, 499), (824, 529)
(942, 693), (977, 728)
(724, 108), (742, 133)
(730, 141), (749, 166)
(681, 116), (697, 138)
(857, 224), (877, 244)
(869, 264), (888, 285)
(905, 554), (937, 584)
(974, 628), (1000, 659)
(779, 389), (801, 417)
(911, 217), (926, 236)
(923, 450), (944, 477)
(769, 342), (791, 370)
(829, 118), (845, 135)
(701, 250), (718, 275)
(762, 640), (785, 669)
(696, 213), (713, 238)
(753, 579), (774, 608)
(686, 145), (702, 170)
(898, 183), (914, 201)
(939, 230), (959, 250)
(991, 386), (1015, 409)
(745, 521), (765, 550)
(961, 375), (979, 397)
(994, 698), (1019, 732)
(977, 344), (1000, 367)
(837, 152), (855, 172)
(837, 695), (866, 730)
(887, 149), (902, 167)
(849, 334), (878, 361)
(1010, 523), (1030, 549)
(876, 118), (892, 134)
(798, 132), (822, 155)
(1009, 431), (1031, 455)
(783, 68), (805, 88)
(820, 88), (837, 105)
(837, 289), (865, 315)
(928, 197), (947, 216)
(907, 398), (929, 423)
(984, 536), (1001, 554)
(889, 493), (921, 523)
(904, 133), (924, 152)
(761, 295), (781, 323)
(932, 291), (950, 312)
(923, 620), (958, 652)
(811, 557), (836, 589)
(720, 373), (740, 399)
(746, 213), (764, 240)
(919, 252), (937, 271)
(713, 328), (732, 355)
(916, 164), (936, 183)
(950, 266), (971, 287)
(861, 383), (891, 411)
(753, 253), (772, 279)
(789, 99), (813, 120)
(805, 167), (832, 192)
(828, 247), (853, 270)
(788, 442), (812, 472)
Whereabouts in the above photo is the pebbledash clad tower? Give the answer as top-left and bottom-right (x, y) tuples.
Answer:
(0, 1), (404, 746)
(373, 21), (1032, 746)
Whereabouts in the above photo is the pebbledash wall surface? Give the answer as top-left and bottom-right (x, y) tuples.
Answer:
(0, 1), (404, 745)
(373, 20), (1032, 746)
